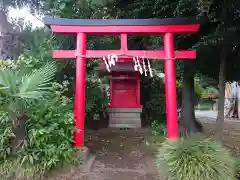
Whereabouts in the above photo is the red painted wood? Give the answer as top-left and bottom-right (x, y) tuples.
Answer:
(120, 33), (128, 51)
(111, 79), (139, 108)
(137, 74), (140, 105)
(163, 33), (178, 140)
(73, 33), (87, 148)
(110, 78), (113, 107)
(108, 104), (143, 108)
(108, 73), (141, 108)
(50, 24), (200, 34)
(109, 75), (139, 80)
(52, 50), (196, 59)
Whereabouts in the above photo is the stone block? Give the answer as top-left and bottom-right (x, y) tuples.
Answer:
(108, 108), (142, 128)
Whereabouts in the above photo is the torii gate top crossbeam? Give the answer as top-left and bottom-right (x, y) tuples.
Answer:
(43, 17), (204, 60)
(43, 17), (203, 34)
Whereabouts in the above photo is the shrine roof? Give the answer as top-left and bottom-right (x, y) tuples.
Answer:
(43, 16), (205, 27)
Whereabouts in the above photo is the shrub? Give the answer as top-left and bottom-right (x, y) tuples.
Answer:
(156, 134), (235, 180)
(16, 81), (78, 171)
(141, 76), (166, 123)
(0, 111), (13, 161)
(85, 77), (108, 123)
(151, 120), (166, 136)
(0, 159), (44, 180)
(0, 81), (78, 178)
(0, 32), (108, 176)
(145, 121), (166, 150)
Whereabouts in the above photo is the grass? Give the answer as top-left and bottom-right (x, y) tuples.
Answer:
(156, 135), (236, 180)
(234, 155), (240, 179)
(145, 135), (165, 151)
(0, 150), (83, 180)
(0, 160), (44, 180)
(148, 120), (240, 179)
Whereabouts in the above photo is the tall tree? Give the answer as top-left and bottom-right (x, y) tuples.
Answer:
(193, 0), (240, 139)
(0, 2), (15, 60)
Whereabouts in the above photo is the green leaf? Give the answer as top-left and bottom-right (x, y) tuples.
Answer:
(59, 3), (66, 10)
(19, 62), (56, 93)
(0, 69), (19, 94)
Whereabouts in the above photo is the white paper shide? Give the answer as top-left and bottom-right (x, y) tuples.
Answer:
(103, 55), (153, 77)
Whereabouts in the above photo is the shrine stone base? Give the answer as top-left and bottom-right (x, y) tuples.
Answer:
(108, 108), (142, 128)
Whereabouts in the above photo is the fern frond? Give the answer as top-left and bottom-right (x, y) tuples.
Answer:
(0, 69), (19, 94)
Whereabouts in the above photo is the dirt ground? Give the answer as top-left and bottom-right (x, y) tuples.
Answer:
(49, 128), (161, 180)
(83, 128), (160, 180)
(48, 118), (240, 180)
(201, 118), (240, 154)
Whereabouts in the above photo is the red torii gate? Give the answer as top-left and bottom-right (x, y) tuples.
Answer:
(43, 17), (201, 147)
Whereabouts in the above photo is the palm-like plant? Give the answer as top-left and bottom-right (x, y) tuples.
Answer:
(0, 62), (57, 152)
(0, 62), (56, 110)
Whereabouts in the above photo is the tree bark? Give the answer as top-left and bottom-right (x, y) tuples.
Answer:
(141, 77), (153, 126)
(181, 61), (202, 134)
(10, 112), (28, 154)
(215, 54), (226, 140)
(0, 9), (17, 60)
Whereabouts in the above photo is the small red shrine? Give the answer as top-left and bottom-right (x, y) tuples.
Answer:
(99, 56), (143, 128)
(43, 17), (204, 147)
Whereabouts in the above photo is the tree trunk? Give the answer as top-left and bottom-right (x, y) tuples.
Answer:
(181, 61), (202, 134)
(215, 54), (226, 140)
(0, 9), (17, 60)
(10, 112), (28, 154)
(141, 77), (153, 126)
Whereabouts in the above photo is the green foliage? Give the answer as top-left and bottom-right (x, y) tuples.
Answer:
(0, 81), (77, 177)
(0, 111), (13, 161)
(0, 60), (77, 173)
(143, 76), (166, 122)
(146, 120), (166, 151)
(16, 37), (60, 71)
(0, 29), (106, 178)
(0, 59), (17, 70)
(0, 62), (57, 113)
(86, 77), (108, 122)
(157, 135), (235, 180)
(151, 120), (166, 136)
(16, 81), (78, 171)
(174, 0), (199, 16)
(0, 21), (108, 175)
(201, 86), (219, 97)
(194, 78), (205, 99)
(0, 159), (43, 180)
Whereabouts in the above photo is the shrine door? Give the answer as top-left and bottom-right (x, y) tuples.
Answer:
(112, 79), (138, 108)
